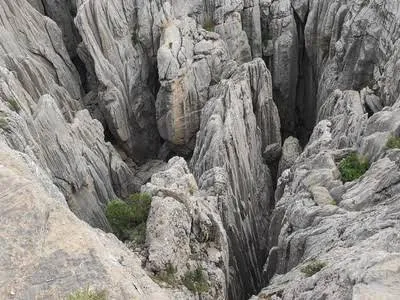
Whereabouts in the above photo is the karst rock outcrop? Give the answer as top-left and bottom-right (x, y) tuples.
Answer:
(1, 0), (400, 299)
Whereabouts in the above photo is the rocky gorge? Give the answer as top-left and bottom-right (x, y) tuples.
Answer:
(1, 0), (400, 299)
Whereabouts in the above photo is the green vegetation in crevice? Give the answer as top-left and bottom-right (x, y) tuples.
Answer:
(203, 17), (215, 32)
(338, 153), (369, 182)
(105, 193), (151, 243)
(182, 265), (209, 294)
(300, 260), (327, 277)
(7, 99), (20, 113)
(153, 263), (179, 287)
(0, 116), (8, 130)
(152, 264), (210, 294)
(386, 135), (400, 149)
(67, 287), (107, 300)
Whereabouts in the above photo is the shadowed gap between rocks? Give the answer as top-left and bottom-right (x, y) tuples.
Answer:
(259, 4), (318, 292)
(292, 7), (317, 147)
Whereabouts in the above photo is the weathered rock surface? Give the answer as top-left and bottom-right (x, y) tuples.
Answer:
(277, 136), (301, 177)
(156, 17), (237, 151)
(143, 157), (228, 299)
(0, 141), (172, 300)
(0, 0), (138, 229)
(3, 0), (400, 299)
(252, 1), (400, 299)
(191, 57), (280, 299)
(75, 0), (162, 161)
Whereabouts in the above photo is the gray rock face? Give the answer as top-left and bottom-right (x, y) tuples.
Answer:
(0, 141), (172, 300)
(0, 0), (137, 229)
(4, 0), (400, 300)
(143, 157), (228, 299)
(253, 115), (400, 300)
(75, 0), (162, 162)
(277, 136), (301, 177)
(191, 57), (280, 299)
(41, 0), (81, 58)
(252, 1), (400, 299)
(156, 17), (237, 151)
(268, 0), (299, 136)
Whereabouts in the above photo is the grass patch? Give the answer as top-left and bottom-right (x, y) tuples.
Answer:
(153, 263), (179, 287)
(203, 17), (215, 32)
(0, 117), (8, 130)
(300, 260), (326, 277)
(338, 153), (369, 182)
(182, 265), (209, 294)
(105, 193), (151, 242)
(67, 287), (107, 300)
(386, 135), (400, 149)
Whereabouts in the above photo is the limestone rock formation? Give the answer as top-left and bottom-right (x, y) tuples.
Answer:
(2, 0), (400, 299)
(75, 0), (162, 161)
(191, 57), (280, 299)
(0, 0), (138, 230)
(0, 141), (171, 300)
(156, 17), (237, 152)
(277, 136), (302, 177)
(252, 1), (400, 299)
(143, 157), (228, 299)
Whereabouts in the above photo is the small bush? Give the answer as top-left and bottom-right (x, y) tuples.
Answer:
(127, 222), (146, 244)
(67, 287), (107, 300)
(154, 263), (178, 287)
(0, 117), (8, 130)
(127, 193), (152, 223)
(203, 17), (215, 32)
(338, 153), (369, 182)
(182, 266), (209, 294)
(8, 99), (20, 113)
(105, 193), (151, 241)
(300, 260), (326, 277)
(386, 135), (400, 149)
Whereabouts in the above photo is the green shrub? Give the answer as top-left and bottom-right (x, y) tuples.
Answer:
(105, 193), (151, 241)
(127, 193), (152, 223)
(127, 222), (146, 245)
(203, 17), (215, 32)
(8, 99), (20, 113)
(67, 287), (107, 300)
(0, 117), (8, 130)
(182, 266), (209, 294)
(338, 153), (369, 182)
(386, 135), (400, 149)
(154, 263), (178, 287)
(300, 260), (326, 277)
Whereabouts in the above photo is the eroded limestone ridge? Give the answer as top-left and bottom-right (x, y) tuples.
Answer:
(252, 0), (400, 299)
(1, 0), (400, 299)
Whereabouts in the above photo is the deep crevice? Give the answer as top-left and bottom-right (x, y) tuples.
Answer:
(292, 7), (317, 147)
(72, 55), (89, 93)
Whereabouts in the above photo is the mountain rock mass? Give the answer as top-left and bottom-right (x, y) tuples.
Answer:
(1, 0), (400, 299)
